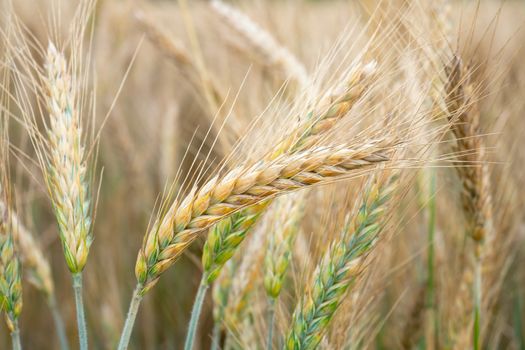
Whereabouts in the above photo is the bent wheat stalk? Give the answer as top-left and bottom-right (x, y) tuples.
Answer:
(119, 138), (394, 349)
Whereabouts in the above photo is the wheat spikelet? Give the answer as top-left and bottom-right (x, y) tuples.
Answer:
(202, 201), (268, 284)
(136, 140), (394, 293)
(43, 43), (92, 273)
(284, 176), (396, 350)
(263, 194), (304, 299)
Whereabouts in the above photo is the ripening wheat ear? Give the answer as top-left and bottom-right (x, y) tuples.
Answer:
(181, 61), (377, 349)
(263, 194), (304, 349)
(198, 59), (378, 290)
(445, 55), (493, 350)
(210, 0), (309, 88)
(136, 141), (393, 294)
(284, 175), (397, 350)
(43, 43), (93, 274)
(118, 138), (395, 350)
(37, 42), (93, 350)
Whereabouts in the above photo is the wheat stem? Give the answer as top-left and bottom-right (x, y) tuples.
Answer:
(211, 322), (221, 350)
(117, 283), (144, 350)
(426, 169), (439, 348)
(9, 315), (21, 350)
(473, 256), (481, 350)
(184, 279), (209, 350)
(72, 273), (87, 350)
(267, 297), (276, 350)
(49, 294), (69, 350)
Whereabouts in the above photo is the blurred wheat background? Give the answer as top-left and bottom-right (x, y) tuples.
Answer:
(0, 0), (523, 349)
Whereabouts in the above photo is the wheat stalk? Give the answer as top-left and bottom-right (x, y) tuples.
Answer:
(284, 176), (396, 350)
(445, 55), (493, 350)
(42, 42), (91, 350)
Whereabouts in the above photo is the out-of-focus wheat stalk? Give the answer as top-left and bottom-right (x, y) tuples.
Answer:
(263, 194), (304, 349)
(445, 55), (493, 350)
(210, 0), (309, 89)
(6, 205), (69, 350)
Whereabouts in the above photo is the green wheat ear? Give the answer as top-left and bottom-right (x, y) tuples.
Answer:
(0, 209), (23, 333)
(284, 176), (397, 350)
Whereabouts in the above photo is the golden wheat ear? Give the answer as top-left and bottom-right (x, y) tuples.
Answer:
(444, 55), (493, 349)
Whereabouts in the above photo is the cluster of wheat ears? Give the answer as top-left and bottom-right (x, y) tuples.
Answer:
(0, 0), (523, 349)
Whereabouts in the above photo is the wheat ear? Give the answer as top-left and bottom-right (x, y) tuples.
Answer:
(284, 176), (396, 350)
(264, 195), (304, 349)
(43, 43), (91, 350)
(0, 200), (22, 350)
(181, 64), (376, 348)
(210, 0), (309, 88)
(200, 59), (377, 288)
(120, 141), (393, 350)
(5, 205), (69, 350)
(137, 141), (392, 293)
(445, 56), (493, 350)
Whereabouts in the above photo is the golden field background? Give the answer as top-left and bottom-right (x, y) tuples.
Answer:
(0, 0), (524, 349)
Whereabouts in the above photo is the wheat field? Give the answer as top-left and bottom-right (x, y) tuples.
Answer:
(0, 0), (523, 349)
